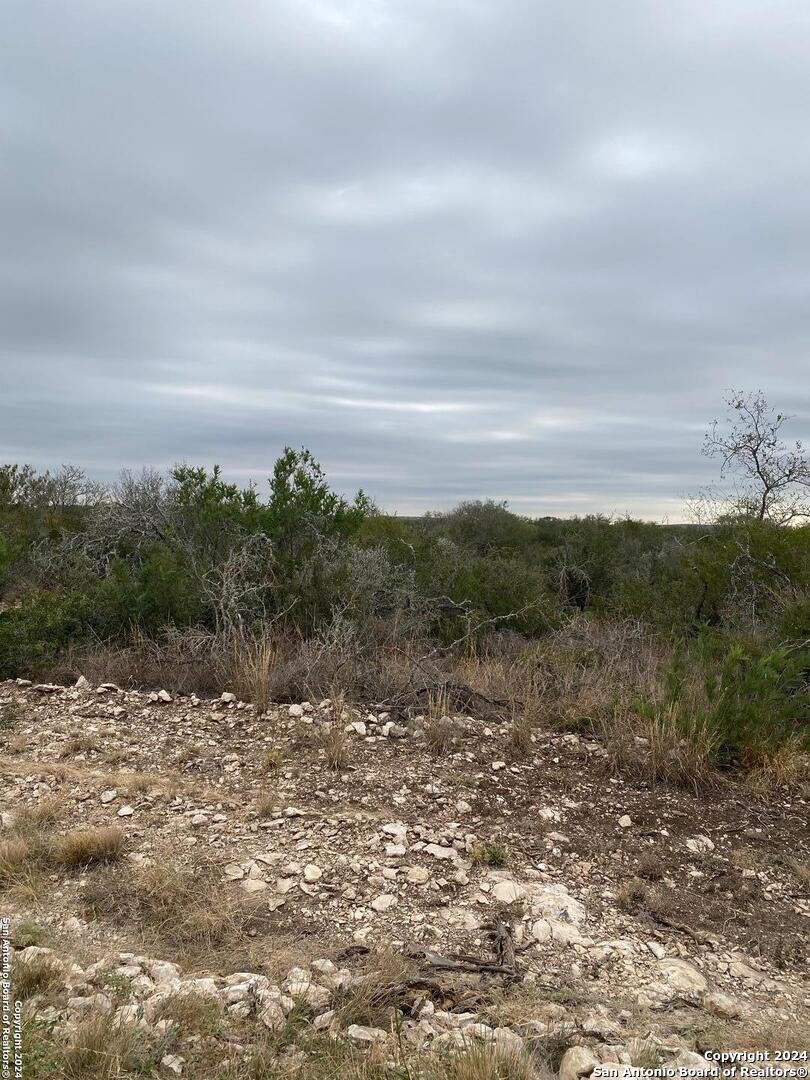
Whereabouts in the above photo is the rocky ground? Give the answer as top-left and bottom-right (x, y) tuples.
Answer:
(1, 677), (808, 1078)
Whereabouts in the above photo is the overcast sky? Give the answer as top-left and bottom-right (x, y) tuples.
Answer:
(2, 1), (809, 519)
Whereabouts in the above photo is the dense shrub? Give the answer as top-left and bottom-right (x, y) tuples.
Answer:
(637, 635), (810, 768)
(0, 590), (93, 679)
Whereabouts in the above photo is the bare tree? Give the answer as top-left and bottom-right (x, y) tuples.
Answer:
(702, 390), (810, 524)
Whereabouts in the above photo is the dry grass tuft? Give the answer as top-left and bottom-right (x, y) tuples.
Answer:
(636, 850), (666, 880)
(597, 700), (717, 792)
(13, 795), (65, 834)
(320, 687), (351, 771)
(429, 1044), (540, 1080)
(507, 706), (534, 758)
(785, 857), (810, 892)
(615, 877), (676, 925)
(0, 838), (31, 883)
(321, 722), (350, 771)
(629, 1036), (665, 1068)
(152, 990), (223, 1035)
(744, 737), (810, 797)
(616, 877), (649, 911)
(74, 627), (220, 695)
(0, 838), (39, 899)
(174, 744), (203, 766)
(82, 859), (260, 960)
(482, 982), (586, 1035)
(51, 826), (125, 867)
(255, 792), (277, 818)
(426, 685), (451, 721)
(696, 1016), (810, 1054)
(58, 733), (99, 758)
(333, 949), (414, 1029)
(640, 706), (718, 789)
(123, 773), (153, 795)
(230, 635), (276, 712)
(59, 1012), (162, 1079)
(12, 952), (64, 1000)
(424, 715), (456, 756)
(0, 701), (21, 729)
(730, 846), (760, 872)
(213, 1031), (391, 1080)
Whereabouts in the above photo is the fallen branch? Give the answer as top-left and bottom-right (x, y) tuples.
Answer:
(403, 946), (518, 976)
(647, 911), (719, 947)
(403, 918), (522, 979)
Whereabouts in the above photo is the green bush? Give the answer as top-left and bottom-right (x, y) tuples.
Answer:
(641, 635), (810, 766)
(0, 590), (93, 679)
(93, 551), (203, 636)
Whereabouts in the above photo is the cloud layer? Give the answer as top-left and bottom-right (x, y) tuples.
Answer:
(2, 0), (809, 517)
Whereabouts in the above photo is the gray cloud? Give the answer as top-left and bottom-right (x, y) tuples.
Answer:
(2, 0), (809, 518)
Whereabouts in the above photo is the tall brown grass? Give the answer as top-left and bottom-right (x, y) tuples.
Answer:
(228, 633), (276, 712)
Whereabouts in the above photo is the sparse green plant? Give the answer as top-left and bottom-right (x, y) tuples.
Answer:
(260, 746), (284, 771)
(470, 839), (510, 868)
(0, 701), (20, 730)
(11, 917), (50, 948)
(95, 969), (133, 1006)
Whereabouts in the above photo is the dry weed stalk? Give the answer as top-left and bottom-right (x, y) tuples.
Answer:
(507, 702), (533, 758)
(320, 688), (351, 771)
